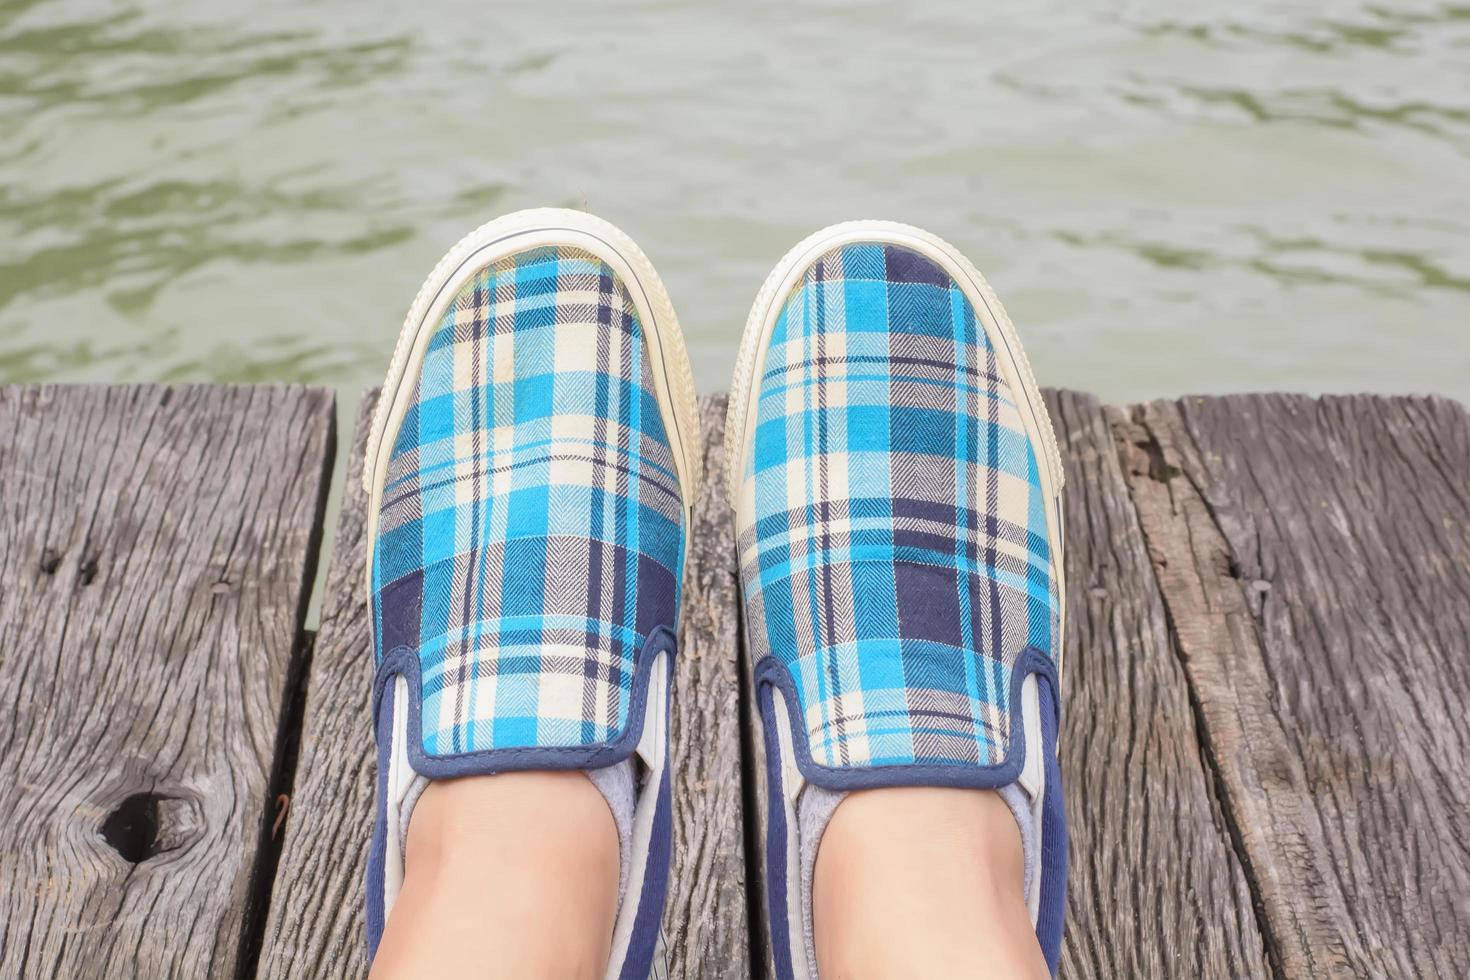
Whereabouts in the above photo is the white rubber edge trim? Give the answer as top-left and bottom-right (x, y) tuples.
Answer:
(724, 220), (1066, 677)
(363, 208), (702, 596)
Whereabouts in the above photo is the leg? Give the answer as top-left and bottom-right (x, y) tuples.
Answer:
(362, 212), (699, 976)
(813, 787), (1048, 980)
(727, 225), (1070, 973)
(369, 771), (620, 980)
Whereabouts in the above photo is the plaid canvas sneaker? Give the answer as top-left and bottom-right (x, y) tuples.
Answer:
(363, 209), (700, 978)
(726, 221), (1069, 978)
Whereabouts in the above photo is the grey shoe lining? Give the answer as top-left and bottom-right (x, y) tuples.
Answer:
(798, 784), (845, 979)
(586, 758), (637, 905)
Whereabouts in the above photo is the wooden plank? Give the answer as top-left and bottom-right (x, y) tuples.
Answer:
(1116, 394), (1470, 976)
(257, 392), (378, 979)
(1050, 391), (1268, 978)
(0, 384), (334, 978)
(662, 394), (750, 979)
(259, 392), (749, 979)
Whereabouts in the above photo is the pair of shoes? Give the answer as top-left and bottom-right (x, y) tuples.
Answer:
(362, 209), (1068, 978)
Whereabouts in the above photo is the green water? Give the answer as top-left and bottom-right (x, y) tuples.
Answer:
(4, 0), (1469, 400)
(4, 0), (1466, 622)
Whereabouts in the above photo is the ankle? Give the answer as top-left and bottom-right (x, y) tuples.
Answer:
(371, 772), (620, 980)
(406, 772), (622, 913)
(813, 787), (1046, 979)
(409, 771), (618, 859)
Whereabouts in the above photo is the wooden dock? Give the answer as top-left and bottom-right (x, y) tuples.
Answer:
(2, 385), (1468, 978)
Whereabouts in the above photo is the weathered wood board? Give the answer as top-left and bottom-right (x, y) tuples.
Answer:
(6, 384), (1470, 980)
(0, 385), (334, 978)
(1118, 394), (1470, 978)
(1049, 391), (1268, 979)
(661, 394), (751, 979)
(258, 392), (750, 980)
(256, 394), (379, 979)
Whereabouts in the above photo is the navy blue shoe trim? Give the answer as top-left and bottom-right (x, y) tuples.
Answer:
(366, 630), (679, 972)
(753, 646), (1059, 792)
(364, 678), (395, 959)
(619, 688), (675, 979)
(758, 680), (797, 980)
(371, 624), (677, 778)
(756, 646), (1065, 980)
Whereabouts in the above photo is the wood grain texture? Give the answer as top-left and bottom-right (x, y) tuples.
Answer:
(662, 394), (751, 980)
(17, 382), (1460, 978)
(257, 392), (378, 980)
(0, 384), (333, 979)
(1117, 394), (1470, 977)
(259, 393), (750, 979)
(1049, 391), (1268, 979)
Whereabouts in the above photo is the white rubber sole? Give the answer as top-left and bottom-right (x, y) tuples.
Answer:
(363, 208), (702, 590)
(723, 220), (1067, 673)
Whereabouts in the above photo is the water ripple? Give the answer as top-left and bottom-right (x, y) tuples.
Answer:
(1, 0), (1466, 405)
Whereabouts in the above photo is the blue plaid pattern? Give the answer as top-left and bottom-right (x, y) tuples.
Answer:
(737, 243), (1060, 770)
(372, 245), (686, 758)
